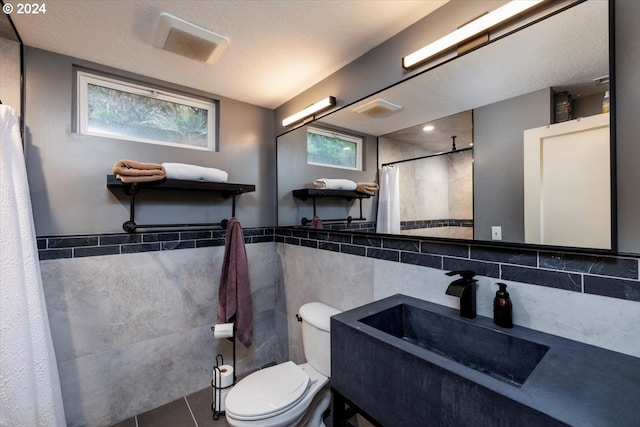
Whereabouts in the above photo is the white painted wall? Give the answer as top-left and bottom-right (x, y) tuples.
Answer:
(0, 38), (21, 112)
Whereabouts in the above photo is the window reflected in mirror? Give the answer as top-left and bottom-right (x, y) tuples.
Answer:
(307, 126), (363, 171)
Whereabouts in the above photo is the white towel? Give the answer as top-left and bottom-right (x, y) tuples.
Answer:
(0, 105), (67, 426)
(313, 178), (357, 191)
(162, 162), (228, 183)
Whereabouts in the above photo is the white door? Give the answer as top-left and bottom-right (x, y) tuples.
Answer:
(523, 113), (610, 248)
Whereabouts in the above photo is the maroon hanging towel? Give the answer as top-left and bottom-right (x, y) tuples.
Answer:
(310, 216), (324, 229)
(216, 217), (253, 347)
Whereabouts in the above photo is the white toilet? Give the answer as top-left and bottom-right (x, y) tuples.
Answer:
(225, 302), (341, 427)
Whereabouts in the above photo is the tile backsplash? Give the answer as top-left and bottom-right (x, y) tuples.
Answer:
(38, 227), (639, 303)
(37, 228), (275, 260)
(275, 228), (639, 303)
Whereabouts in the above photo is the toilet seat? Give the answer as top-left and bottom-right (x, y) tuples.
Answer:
(225, 361), (311, 421)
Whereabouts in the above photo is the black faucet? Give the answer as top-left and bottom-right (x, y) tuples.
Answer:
(445, 270), (477, 319)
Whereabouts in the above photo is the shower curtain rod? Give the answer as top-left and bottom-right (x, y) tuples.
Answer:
(381, 146), (473, 167)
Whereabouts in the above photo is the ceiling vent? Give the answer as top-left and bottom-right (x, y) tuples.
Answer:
(153, 13), (229, 64)
(352, 98), (403, 118)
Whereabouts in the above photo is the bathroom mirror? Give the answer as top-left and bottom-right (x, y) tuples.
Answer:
(276, 0), (614, 250)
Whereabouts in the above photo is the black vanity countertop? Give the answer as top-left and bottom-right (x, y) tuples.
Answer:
(332, 294), (640, 427)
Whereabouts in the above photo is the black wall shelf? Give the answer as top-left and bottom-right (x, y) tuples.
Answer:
(107, 175), (256, 233)
(292, 188), (370, 201)
(292, 188), (370, 225)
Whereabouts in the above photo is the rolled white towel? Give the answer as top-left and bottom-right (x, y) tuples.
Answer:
(313, 178), (357, 191)
(162, 163), (228, 183)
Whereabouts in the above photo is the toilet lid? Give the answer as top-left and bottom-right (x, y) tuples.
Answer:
(225, 361), (310, 419)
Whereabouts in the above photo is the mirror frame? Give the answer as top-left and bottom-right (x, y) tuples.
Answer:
(276, 0), (617, 254)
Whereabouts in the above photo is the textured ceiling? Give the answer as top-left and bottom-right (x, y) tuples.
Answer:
(9, 0), (447, 109)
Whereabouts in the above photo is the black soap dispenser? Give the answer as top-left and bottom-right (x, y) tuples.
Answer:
(493, 283), (513, 328)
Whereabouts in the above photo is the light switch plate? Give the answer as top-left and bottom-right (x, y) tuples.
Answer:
(491, 226), (502, 240)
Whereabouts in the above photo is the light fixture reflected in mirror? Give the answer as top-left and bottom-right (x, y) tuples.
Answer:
(403, 0), (544, 69)
(282, 96), (336, 127)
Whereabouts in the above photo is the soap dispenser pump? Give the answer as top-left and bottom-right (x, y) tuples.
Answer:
(493, 283), (513, 328)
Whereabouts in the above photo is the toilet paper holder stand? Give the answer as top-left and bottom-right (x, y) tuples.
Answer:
(212, 354), (235, 420)
(211, 323), (237, 420)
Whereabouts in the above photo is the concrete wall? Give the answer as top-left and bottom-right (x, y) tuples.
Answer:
(448, 151), (473, 219)
(23, 47), (276, 236)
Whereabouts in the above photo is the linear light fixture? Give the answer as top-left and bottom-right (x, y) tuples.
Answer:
(402, 0), (544, 69)
(282, 96), (336, 127)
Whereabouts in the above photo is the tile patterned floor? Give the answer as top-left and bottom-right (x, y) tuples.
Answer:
(109, 386), (354, 427)
(110, 387), (230, 427)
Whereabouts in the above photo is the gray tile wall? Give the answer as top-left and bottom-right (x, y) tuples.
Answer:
(41, 240), (287, 427)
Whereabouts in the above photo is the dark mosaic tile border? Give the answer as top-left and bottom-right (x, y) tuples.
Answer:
(37, 227), (640, 304)
(274, 228), (640, 304)
(322, 221), (376, 233)
(401, 219), (474, 230)
(37, 227), (275, 261)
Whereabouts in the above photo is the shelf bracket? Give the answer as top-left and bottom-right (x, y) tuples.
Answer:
(106, 176), (255, 233)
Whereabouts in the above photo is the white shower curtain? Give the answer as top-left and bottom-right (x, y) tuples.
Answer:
(0, 105), (66, 427)
(376, 165), (400, 234)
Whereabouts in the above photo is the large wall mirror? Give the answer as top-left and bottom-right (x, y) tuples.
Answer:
(277, 0), (614, 251)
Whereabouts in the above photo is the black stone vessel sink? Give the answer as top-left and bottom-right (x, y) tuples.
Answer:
(331, 294), (640, 427)
(359, 303), (548, 386)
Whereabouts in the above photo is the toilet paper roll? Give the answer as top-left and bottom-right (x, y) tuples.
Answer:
(212, 364), (234, 412)
(213, 364), (234, 389)
(213, 387), (231, 412)
(213, 322), (234, 339)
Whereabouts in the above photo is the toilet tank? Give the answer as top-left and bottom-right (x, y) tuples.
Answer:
(298, 302), (341, 377)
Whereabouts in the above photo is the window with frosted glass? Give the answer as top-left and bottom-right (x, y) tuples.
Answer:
(77, 71), (215, 150)
(307, 127), (362, 170)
